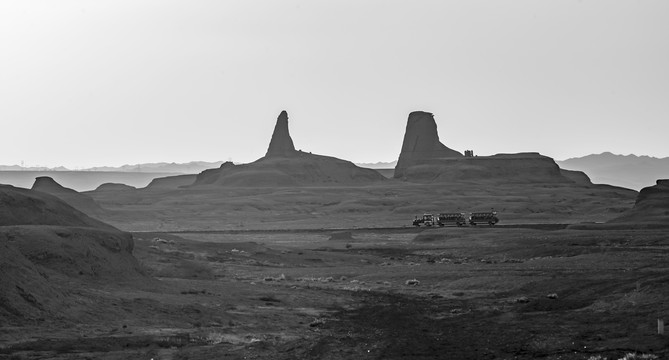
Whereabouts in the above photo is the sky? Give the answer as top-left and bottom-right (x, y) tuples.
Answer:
(1, 0), (668, 169)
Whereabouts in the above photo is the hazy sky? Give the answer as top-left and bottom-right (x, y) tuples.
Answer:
(1, 1), (668, 168)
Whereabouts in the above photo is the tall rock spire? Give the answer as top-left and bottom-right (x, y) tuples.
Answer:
(265, 110), (297, 158)
(394, 111), (463, 178)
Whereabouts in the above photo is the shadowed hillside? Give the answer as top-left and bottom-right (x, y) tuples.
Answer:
(609, 179), (669, 225)
(0, 185), (143, 324)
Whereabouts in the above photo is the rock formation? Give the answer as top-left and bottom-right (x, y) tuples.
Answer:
(31, 176), (103, 215)
(95, 183), (137, 192)
(265, 110), (298, 158)
(394, 111), (463, 178)
(609, 179), (669, 225)
(559, 169), (592, 186)
(143, 174), (197, 190)
(1, 185), (110, 228)
(0, 185), (143, 322)
(396, 152), (576, 183)
(393, 111), (589, 184)
(191, 111), (386, 187)
(635, 179), (669, 206)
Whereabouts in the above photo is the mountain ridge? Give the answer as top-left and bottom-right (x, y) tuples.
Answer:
(0, 161), (226, 174)
(557, 152), (669, 191)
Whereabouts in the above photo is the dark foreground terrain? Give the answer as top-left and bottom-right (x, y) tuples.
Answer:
(2, 225), (668, 359)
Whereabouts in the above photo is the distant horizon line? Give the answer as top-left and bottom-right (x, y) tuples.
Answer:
(1, 151), (667, 172)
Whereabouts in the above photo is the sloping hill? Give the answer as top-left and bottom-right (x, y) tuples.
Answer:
(143, 174), (197, 190)
(0, 185), (143, 323)
(1, 185), (110, 228)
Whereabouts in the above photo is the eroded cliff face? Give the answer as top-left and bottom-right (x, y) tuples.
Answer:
(192, 111), (385, 187)
(394, 111), (463, 178)
(31, 176), (103, 215)
(608, 179), (669, 225)
(265, 110), (298, 158)
(397, 152), (576, 183)
(635, 179), (669, 206)
(392, 112), (585, 184)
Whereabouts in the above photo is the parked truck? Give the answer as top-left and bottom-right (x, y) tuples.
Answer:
(412, 213), (435, 227)
(468, 211), (499, 226)
(437, 213), (467, 227)
(413, 210), (499, 227)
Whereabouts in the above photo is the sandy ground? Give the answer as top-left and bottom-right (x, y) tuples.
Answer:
(2, 224), (668, 359)
(3, 179), (666, 359)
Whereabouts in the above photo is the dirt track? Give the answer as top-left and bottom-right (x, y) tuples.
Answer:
(139, 223), (572, 235)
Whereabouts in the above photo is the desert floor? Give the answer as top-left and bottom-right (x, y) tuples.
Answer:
(2, 182), (668, 359)
(2, 226), (668, 359)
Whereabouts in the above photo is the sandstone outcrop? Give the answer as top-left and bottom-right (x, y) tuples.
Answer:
(95, 183), (137, 192)
(609, 179), (669, 224)
(265, 110), (298, 158)
(191, 111), (386, 187)
(31, 176), (103, 215)
(635, 179), (669, 205)
(393, 111), (588, 184)
(394, 111), (463, 178)
(396, 152), (577, 183)
(559, 169), (592, 185)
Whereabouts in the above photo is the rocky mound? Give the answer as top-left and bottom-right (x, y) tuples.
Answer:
(144, 174), (197, 190)
(609, 179), (669, 224)
(394, 111), (463, 178)
(192, 111), (386, 187)
(559, 169), (592, 185)
(0, 185), (143, 322)
(31, 176), (103, 215)
(1, 185), (111, 228)
(95, 183), (137, 192)
(396, 152), (580, 184)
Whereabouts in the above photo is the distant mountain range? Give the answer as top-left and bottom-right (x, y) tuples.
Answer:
(0, 160), (398, 173)
(557, 152), (669, 191)
(0, 161), (225, 174)
(354, 160), (397, 169)
(2, 153), (666, 191)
